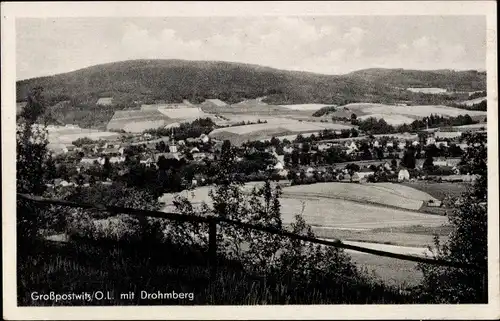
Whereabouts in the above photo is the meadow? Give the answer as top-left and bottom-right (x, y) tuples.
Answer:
(333, 103), (487, 125)
(160, 183), (446, 231)
(406, 87), (447, 94)
(208, 119), (353, 144)
(278, 104), (335, 111)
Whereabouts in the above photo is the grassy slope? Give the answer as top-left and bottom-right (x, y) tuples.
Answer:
(18, 239), (415, 305)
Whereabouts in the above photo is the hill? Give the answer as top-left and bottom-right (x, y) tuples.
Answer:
(347, 68), (486, 92)
(16, 60), (487, 129)
(16, 60), (486, 106)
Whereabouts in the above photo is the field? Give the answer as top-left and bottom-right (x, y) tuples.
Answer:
(160, 183), (446, 231)
(157, 107), (210, 119)
(279, 104), (335, 111)
(282, 182), (438, 211)
(209, 119), (353, 145)
(159, 182), (448, 285)
(333, 103), (487, 124)
(46, 126), (121, 145)
(453, 123), (487, 131)
(457, 96), (487, 107)
(407, 87), (447, 94)
(357, 113), (416, 125)
(400, 181), (468, 200)
(106, 109), (173, 132)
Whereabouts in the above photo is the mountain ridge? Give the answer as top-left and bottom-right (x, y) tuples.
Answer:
(16, 59), (486, 106)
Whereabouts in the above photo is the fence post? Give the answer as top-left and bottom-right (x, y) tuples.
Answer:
(208, 219), (217, 282)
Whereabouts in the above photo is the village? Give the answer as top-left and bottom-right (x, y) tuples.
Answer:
(43, 111), (481, 196)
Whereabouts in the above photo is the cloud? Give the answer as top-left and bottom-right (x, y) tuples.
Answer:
(16, 17), (486, 79)
(343, 27), (366, 45)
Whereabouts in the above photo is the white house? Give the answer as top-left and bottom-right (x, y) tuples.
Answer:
(434, 159), (449, 167)
(398, 169), (410, 182)
(305, 167), (315, 178)
(373, 140), (380, 148)
(412, 141), (420, 146)
(352, 171), (374, 183)
(317, 143), (333, 151)
(386, 141), (394, 148)
(199, 134), (210, 144)
(426, 137), (436, 146)
(397, 142), (406, 150)
(273, 162), (284, 170)
(109, 156), (126, 164)
(283, 146), (294, 154)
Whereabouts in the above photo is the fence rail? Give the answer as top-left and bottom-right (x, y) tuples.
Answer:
(17, 193), (486, 277)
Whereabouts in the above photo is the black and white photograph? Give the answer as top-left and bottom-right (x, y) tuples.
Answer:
(2, 1), (498, 320)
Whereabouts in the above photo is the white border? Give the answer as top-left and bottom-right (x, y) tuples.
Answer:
(2, 1), (499, 320)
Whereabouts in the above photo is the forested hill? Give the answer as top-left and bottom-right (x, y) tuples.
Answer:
(16, 59), (486, 106)
(347, 68), (486, 92)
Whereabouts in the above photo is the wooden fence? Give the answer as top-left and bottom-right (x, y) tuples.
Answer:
(17, 193), (487, 281)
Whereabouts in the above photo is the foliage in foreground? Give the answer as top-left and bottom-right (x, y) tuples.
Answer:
(416, 132), (488, 303)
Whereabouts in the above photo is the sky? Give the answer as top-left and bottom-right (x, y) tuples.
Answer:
(16, 16), (486, 80)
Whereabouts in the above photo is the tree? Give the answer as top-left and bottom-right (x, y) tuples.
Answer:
(417, 132), (487, 303)
(17, 87), (51, 242)
(422, 155), (434, 171)
(350, 113), (358, 125)
(391, 158), (398, 170)
(401, 147), (416, 169)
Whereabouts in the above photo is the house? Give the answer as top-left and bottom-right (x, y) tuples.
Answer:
(177, 140), (186, 146)
(192, 152), (207, 161)
(426, 137), (436, 145)
(59, 180), (72, 187)
(80, 157), (105, 166)
(373, 140), (380, 148)
(346, 141), (358, 155)
(199, 134), (210, 144)
(386, 141), (394, 148)
(411, 141), (420, 146)
(398, 169), (410, 182)
(352, 170), (374, 183)
(317, 143), (332, 151)
(397, 142), (406, 150)
(64, 145), (76, 153)
(109, 156), (126, 164)
(273, 161), (284, 170)
(186, 138), (197, 144)
(169, 144), (178, 153)
(155, 152), (181, 162)
(305, 167), (315, 178)
(436, 141), (448, 148)
(434, 159), (449, 167)
(96, 97), (113, 106)
(140, 157), (155, 167)
(283, 146), (294, 154)
(277, 168), (289, 178)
